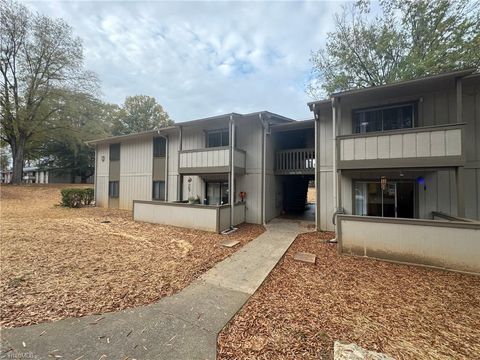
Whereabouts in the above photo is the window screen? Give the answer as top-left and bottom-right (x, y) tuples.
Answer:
(109, 143), (120, 161)
(108, 181), (119, 198)
(153, 137), (166, 157)
(353, 103), (415, 134)
(206, 129), (229, 148)
(152, 181), (165, 201)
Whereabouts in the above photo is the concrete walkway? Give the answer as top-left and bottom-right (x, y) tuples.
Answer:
(1, 219), (311, 360)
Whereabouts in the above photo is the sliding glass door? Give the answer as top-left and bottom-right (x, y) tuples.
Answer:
(354, 181), (414, 218)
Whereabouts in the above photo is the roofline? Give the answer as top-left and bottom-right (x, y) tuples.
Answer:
(86, 127), (175, 145)
(331, 68), (475, 98)
(87, 111), (294, 145)
(307, 68), (477, 110)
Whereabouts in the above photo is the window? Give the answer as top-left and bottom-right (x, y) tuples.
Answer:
(153, 137), (166, 157)
(152, 181), (165, 201)
(206, 182), (229, 205)
(109, 143), (120, 161)
(353, 103), (415, 134)
(109, 181), (119, 198)
(206, 129), (229, 148)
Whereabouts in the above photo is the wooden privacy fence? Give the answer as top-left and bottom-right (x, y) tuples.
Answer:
(275, 148), (315, 175)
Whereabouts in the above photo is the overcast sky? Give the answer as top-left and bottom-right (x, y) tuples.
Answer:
(25, 0), (344, 122)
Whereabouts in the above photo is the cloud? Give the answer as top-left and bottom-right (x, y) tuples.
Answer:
(25, 0), (343, 121)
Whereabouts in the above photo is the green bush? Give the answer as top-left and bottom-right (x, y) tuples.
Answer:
(60, 188), (95, 208)
(83, 188), (94, 205)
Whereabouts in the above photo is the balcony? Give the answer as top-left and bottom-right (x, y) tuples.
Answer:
(337, 123), (465, 170)
(275, 148), (315, 175)
(178, 146), (246, 174)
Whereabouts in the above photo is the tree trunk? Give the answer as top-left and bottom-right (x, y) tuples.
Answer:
(10, 137), (25, 184)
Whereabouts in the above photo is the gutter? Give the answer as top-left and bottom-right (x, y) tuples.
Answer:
(260, 113), (270, 226)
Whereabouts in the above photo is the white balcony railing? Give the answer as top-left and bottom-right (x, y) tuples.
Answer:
(275, 148), (315, 175)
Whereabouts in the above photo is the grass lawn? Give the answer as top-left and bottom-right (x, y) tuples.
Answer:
(218, 232), (480, 360)
(0, 184), (264, 328)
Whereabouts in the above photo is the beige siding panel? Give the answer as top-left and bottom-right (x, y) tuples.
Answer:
(430, 131), (446, 156)
(343, 139), (354, 161)
(354, 138), (366, 160)
(234, 203), (246, 225)
(237, 173), (262, 224)
(402, 133), (417, 158)
(416, 132), (431, 157)
(318, 170), (335, 231)
(389, 134), (403, 158)
(365, 137), (377, 159)
(445, 129), (462, 156)
(96, 176), (109, 208)
(95, 144), (109, 208)
(377, 136), (390, 159)
(118, 137), (153, 210)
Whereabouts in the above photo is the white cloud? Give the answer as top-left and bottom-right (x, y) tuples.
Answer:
(25, 0), (344, 121)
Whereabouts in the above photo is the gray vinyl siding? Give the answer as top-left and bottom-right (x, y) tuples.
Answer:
(117, 136), (154, 210)
(95, 143), (109, 208)
(332, 76), (480, 221)
(463, 78), (480, 219)
(236, 117), (263, 224)
(316, 107), (335, 231)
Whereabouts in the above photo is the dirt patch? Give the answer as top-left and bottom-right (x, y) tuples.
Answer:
(0, 184), (264, 328)
(218, 231), (480, 360)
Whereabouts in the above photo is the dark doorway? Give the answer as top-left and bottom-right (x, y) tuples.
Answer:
(397, 182), (415, 218)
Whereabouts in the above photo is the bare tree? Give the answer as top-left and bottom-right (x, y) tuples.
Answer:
(0, 0), (97, 184)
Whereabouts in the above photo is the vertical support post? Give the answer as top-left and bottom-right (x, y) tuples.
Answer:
(456, 166), (465, 218)
(314, 106), (321, 230)
(230, 115), (235, 228)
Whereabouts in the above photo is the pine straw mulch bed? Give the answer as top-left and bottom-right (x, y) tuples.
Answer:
(218, 231), (480, 360)
(0, 184), (264, 328)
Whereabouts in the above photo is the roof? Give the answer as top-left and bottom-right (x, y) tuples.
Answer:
(308, 68), (477, 111)
(87, 111), (294, 145)
(86, 128), (175, 145)
(270, 119), (315, 132)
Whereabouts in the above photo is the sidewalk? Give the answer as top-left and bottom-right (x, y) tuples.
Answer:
(0, 219), (311, 360)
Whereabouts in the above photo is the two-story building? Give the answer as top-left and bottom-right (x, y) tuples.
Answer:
(89, 69), (480, 236)
(309, 69), (480, 227)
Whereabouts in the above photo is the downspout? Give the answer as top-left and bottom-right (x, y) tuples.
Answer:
(156, 131), (169, 201)
(260, 113), (269, 226)
(332, 98), (338, 228)
(331, 97), (344, 235)
(313, 104), (320, 230)
(94, 144), (98, 206)
(230, 114), (235, 228)
(178, 126), (183, 201)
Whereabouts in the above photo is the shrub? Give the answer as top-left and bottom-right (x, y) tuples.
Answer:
(60, 188), (95, 208)
(83, 188), (94, 205)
